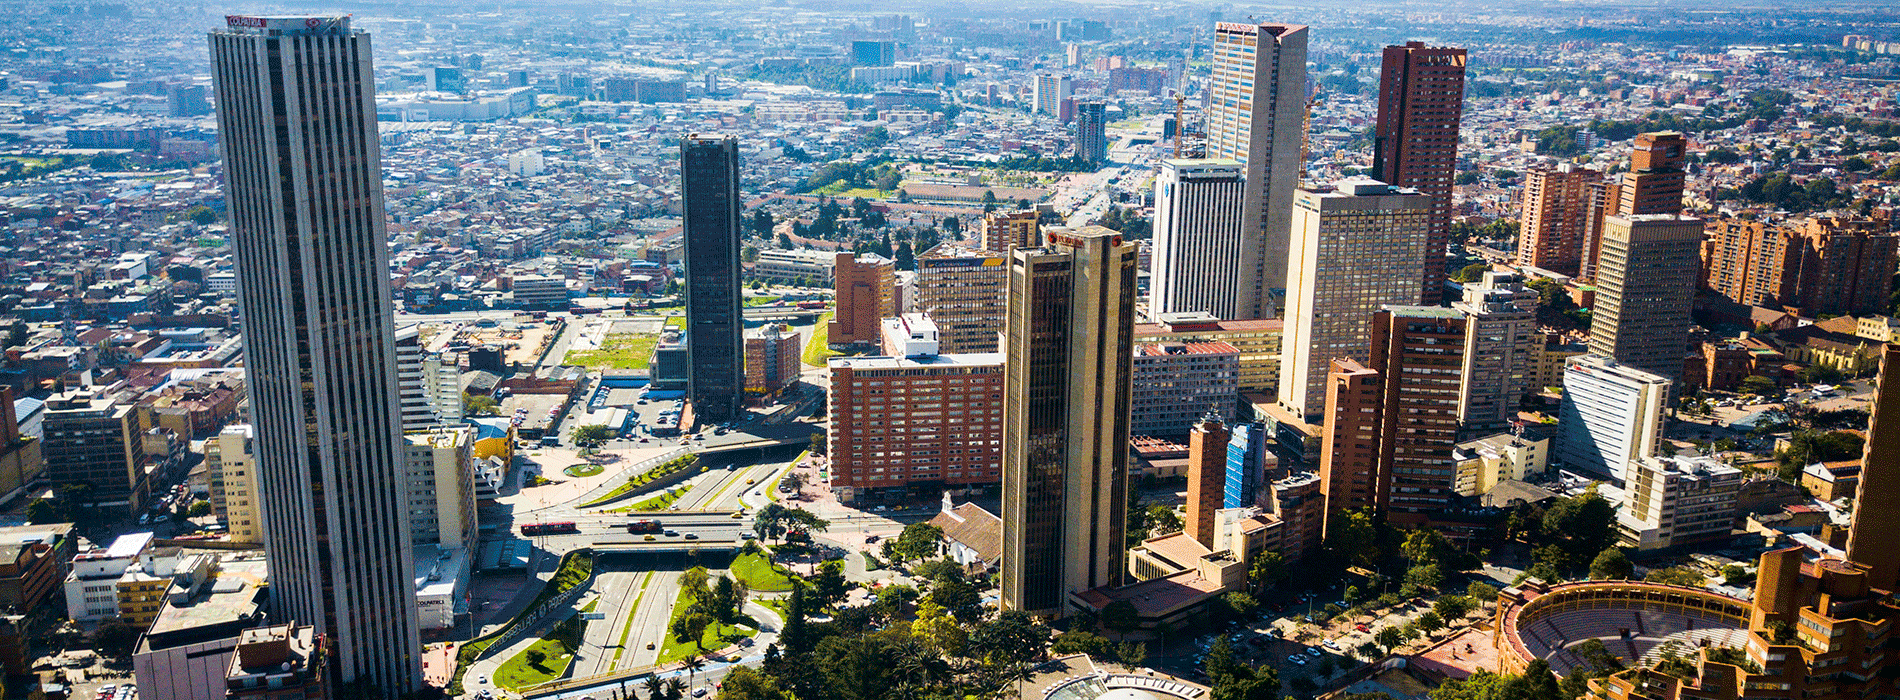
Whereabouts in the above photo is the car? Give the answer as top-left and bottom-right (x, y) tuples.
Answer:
(1355, 623), (1370, 632)
(1323, 640), (1343, 651)
(745, 478), (756, 485)
(684, 533), (699, 540)
(647, 642), (656, 650)
(741, 532), (757, 540)
(731, 511), (745, 519)
(664, 530), (680, 537)
(1286, 655), (1305, 665)
(477, 676), (489, 685)
(865, 535), (881, 543)
(644, 535), (656, 541)
(692, 688), (708, 698)
(1307, 647), (1323, 657)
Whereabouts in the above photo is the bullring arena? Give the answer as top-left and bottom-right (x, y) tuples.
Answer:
(1492, 580), (1752, 674)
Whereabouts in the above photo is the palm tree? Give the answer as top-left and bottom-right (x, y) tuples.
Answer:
(643, 674), (664, 699)
(683, 653), (704, 686)
(665, 676), (688, 700)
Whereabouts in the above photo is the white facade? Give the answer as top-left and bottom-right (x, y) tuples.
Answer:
(1619, 455), (1741, 550)
(1207, 21), (1309, 315)
(1453, 431), (1550, 497)
(508, 148), (545, 177)
(1149, 159), (1248, 320)
(395, 325), (464, 431)
(752, 249), (837, 282)
(62, 532), (152, 622)
(1278, 179), (1433, 419)
(1556, 355), (1670, 484)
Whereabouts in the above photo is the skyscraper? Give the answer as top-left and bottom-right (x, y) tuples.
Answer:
(914, 245), (1009, 354)
(1033, 74), (1073, 117)
(828, 252), (895, 346)
(1074, 100), (1108, 163)
(1846, 343), (1900, 592)
(1319, 307), (1466, 527)
(1000, 226), (1136, 617)
(1590, 214), (1702, 382)
(1454, 273), (1536, 436)
(1515, 163), (1602, 275)
(1373, 42), (1467, 304)
(1555, 355), (1669, 483)
(209, 15), (420, 695)
(1279, 179), (1433, 419)
(1149, 159), (1248, 320)
(1186, 418), (1229, 550)
(682, 135), (745, 423)
(1614, 132), (1687, 217)
(1206, 21), (1309, 316)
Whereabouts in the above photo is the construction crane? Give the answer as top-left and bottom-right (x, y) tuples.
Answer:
(1299, 87), (1324, 176)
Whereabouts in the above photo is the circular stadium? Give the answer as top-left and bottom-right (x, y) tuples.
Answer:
(1495, 580), (1752, 675)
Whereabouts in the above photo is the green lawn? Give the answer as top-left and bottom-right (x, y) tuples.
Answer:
(802, 312), (842, 366)
(563, 463), (604, 477)
(623, 484), (693, 512)
(756, 595), (791, 622)
(494, 615), (584, 691)
(658, 587), (758, 665)
(580, 455), (701, 508)
(564, 333), (659, 369)
(731, 551), (796, 593)
(744, 295), (783, 307)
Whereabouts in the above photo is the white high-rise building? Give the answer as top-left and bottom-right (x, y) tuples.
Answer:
(1206, 21), (1309, 316)
(1278, 179), (1432, 420)
(396, 324), (464, 431)
(1034, 73), (1073, 117)
(508, 148), (545, 177)
(1149, 159), (1248, 320)
(211, 15), (421, 695)
(1555, 355), (1670, 484)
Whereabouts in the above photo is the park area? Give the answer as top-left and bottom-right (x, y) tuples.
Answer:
(564, 332), (658, 369)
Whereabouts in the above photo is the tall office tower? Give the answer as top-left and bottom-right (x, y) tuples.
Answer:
(1515, 163), (1602, 275)
(681, 135), (745, 423)
(42, 388), (145, 510)
(1590, 215), (1702, 382)
(1186, 418), (1229, 549)
(982, 210), (1041, 253)
(1702, 215), (1899, 317)
(1578, 179), (1617, 280)
(1846, 343), (1900, 591)
(1149, 159), (1248, 320)
(1319, 307), (1466, 526)
(1554, 355), (1669, 484)
(1279, 180), (1433, 420)
(745, 324), (802, 398)
(1033, 74), (1073, 117)
(1614, 132), (1687, 217)
(1074, 100), (1108, 162)
(209, 15), (420, 694)
(915, 245), (1009, 353)
(828, 252), (895, 346)
(1000, 226), (1136, 617)
(1224, 422), (1270, 508)
(850, 39), (896, 67)
(1453, 273), (1536, 436)
(1373, 42), (1467, 304)
(1206, 21), (1309, 315)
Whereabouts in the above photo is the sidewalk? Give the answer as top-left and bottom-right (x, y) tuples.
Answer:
(501, 444), (679, 515)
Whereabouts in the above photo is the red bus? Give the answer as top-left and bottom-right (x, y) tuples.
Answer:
(796, 301), (827, 310)
(626, 519), (661, 534)
(521, 522), (579, 536)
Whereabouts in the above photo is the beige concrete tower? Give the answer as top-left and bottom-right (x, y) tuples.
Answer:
(1206, 21), (1308, 317)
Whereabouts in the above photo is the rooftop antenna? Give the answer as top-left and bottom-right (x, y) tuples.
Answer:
(1173, 93), (1186, 158)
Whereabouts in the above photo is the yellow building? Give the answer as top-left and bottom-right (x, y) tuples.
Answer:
(1134, 312), (1283, 396)
(1532, 341), (1588, 391)
(207, 425), (262, 545)
(116, 571), (170, 629)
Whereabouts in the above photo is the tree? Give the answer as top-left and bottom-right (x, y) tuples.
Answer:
(719, 666), (794, 700)
(1248, 550), (1288, 593)
(1326, 508), (1381, 568)
(525, 648), (548, 669)
(681, 566), (711, 602)
(1740, 375), (1780, 396)
(1467, 581), (1499, 602)
(1453, 262), (1490, 283)
(1590, 547), (1634, 580)
(571, 424), (615, 445)
(1405, 563), (1444, 591)
(812, 560), (851, 606)
(1376, 626), (1406, 652)
(94, 619), (141, 658)
(684, 653), (705, 685)
(1645, 567), (1705, 587)
(25, 498), (57, 525)
(187, 500), (212, 518)
(1101, 600), (1140, 636)
(1433, 595), (1475, 622)
(463, 394), (500, 416)
(752, 210), (775, 237)
(672, 610), (713, 650)
(969, 609), (1050, 667)
(1145, 504), (1183, 537)
(1417, 611), (1445, 637)
(711, 575), (745, 624)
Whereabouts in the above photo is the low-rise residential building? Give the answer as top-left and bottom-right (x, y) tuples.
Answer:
(1454, 430), (1551, 497)
(752, 249), (837, 283)
(1619, 454), (1742, 550)
(0, 523), (73, 615)
(65, 532), (154, 622)
(1800, 460), (1859, 502)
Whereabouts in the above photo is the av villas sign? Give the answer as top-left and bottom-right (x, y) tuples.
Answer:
(224, 15), (348, 32)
